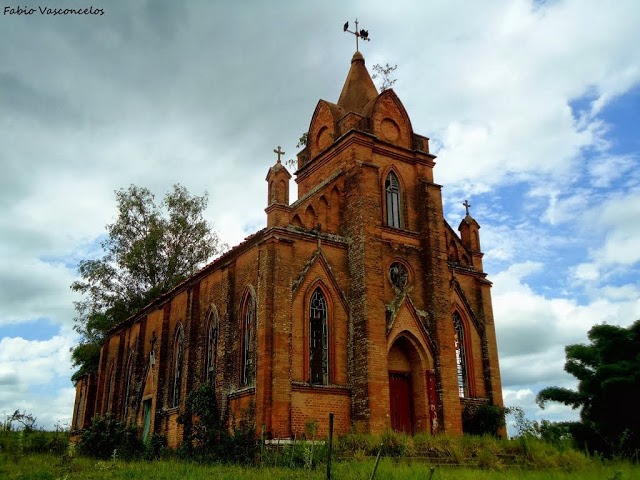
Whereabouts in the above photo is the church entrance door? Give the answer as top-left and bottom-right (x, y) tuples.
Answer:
(389, 372), (412, 433)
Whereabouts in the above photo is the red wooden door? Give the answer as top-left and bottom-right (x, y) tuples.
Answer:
(389, 372), (412, 433)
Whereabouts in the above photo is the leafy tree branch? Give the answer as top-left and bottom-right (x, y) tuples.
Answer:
(70, 184), (225, 381)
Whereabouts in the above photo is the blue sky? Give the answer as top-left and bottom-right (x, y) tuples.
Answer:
(1, 0), (639, 432)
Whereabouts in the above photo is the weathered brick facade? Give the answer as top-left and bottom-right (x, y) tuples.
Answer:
(72, 52), (504, 448)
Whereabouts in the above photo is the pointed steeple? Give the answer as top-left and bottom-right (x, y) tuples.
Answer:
(458, 200), (482, 255)
(337, 51), (378, 115)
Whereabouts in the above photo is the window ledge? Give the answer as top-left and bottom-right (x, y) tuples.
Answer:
(228, 386), (256, 399)
(380, 225), (420, 238)
(460, 397), (489, 405)
(163, 406), (180, 416)
(292, 381), (350, 395)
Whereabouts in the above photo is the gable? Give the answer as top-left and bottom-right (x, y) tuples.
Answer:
(291, 248), (348, 313)
(369, 89), (413, 149)
(387, 295), (436, 357)
(307, 100), (343, 161)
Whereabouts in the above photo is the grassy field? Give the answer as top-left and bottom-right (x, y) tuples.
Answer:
(1, 454), (638, 480)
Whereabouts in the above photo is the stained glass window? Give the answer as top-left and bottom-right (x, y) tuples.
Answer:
(385, 171), (402, 228)
(453, 312), (469, 397)
(241, 295), (256, 387)
(123, 353), (134, 419)
(206, 311), (219, 384)
(389, 262), (408, 289)
(172, 326), (184, 407)
(309, 288), (329, 385)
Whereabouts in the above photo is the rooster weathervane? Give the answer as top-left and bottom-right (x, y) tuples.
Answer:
(343, 18), (370, 52)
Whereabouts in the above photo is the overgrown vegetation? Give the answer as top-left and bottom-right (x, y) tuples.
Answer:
(3, 419), (638, 479)
(372, 62), (398, 91)
(0, 411), (69, 460)
(2, 454), (636, 480)
(537, 320), (640, 458)
(462, 403), (508, 436)
(333, 429), (592, 471)
(0, 428), (69, 458)
(177, 383), (259, 463)
(76, 415), (144, 460)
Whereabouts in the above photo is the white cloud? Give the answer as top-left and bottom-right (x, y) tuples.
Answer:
(567, 190), (640, 284)
(0, 335), (74, 385)
(0, 333), (76, 429)
(588, 154), (637, 189)
(0, 256), (78, 327)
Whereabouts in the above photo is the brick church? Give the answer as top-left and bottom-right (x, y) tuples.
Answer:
(72, 49), (504, 448)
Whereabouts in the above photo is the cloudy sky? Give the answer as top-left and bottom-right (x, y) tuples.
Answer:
(1, 0), (639, 432)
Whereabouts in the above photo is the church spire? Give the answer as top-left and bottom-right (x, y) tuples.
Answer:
(337, 51), (378, 115)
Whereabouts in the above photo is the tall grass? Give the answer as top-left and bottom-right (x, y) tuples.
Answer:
(0, 454), (638, 480)
(335, 430), (592, 471)
(3, 429), (637, 479)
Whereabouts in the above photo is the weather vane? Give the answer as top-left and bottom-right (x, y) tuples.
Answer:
(343, 18), (370, 52)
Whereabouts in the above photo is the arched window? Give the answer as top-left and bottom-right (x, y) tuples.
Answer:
(385, 171), (402, 228)
(241, 294), (256, 387)
(172, 325), (184, 407)
(123, 352), (134, 420)
(105, 362), (114, 414)
(453, 312), (469, 398)
(75, 387), (84, 429)
(309, 288), (329, 385)
(205, 310), (219, 384)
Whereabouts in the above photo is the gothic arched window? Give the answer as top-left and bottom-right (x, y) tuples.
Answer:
(309, 288), (329, 385)
(385, 171), (402, 229)
(205, 310), (219, 384)
(123, 352), (134, 420)
(75, 386), (84, 429)
(241, 293), (256, 387)
(105, 362), (114, 414)
(453, 312), (469, 398)
(172, 325), (184, 407)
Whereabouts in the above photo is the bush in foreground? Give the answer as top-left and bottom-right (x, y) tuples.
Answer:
(178, 383), (259, 463)
(77, 415), (143, 460)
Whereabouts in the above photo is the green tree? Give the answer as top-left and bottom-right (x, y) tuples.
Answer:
(71, 184), (225, 381)
(537, 320), (640, 457)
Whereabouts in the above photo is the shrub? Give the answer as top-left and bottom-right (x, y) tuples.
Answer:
(462, 403), (507, 436)
(178, 382), (258, 463)
(380, 429), (409, 457)
(0, 428), (69, 456)
(144, 433), (169, 460)
(335, 431), (377, 457)
(77, 415), (144, 460)
(178, 383), (226, 459)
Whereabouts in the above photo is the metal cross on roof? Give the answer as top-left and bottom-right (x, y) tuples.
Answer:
(273, 146), (285, 162)
(463, 199), (471, 216)
(343, 18), (370, 52)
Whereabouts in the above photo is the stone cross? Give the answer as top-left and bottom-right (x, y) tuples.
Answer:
(273, 146), (285, 163)
(463, 200), (471, 216)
